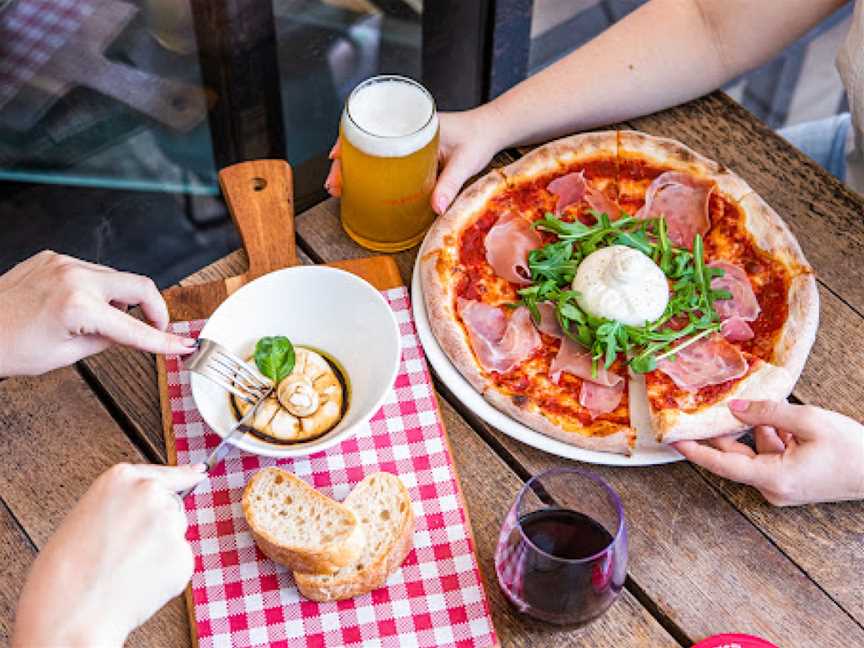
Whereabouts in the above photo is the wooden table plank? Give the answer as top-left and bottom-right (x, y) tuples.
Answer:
(75, 250), (677, 645)
(474, 415), (864, 646)
(0, 502), (36, 644)
(0, 369), (191, 647)
(294, 197), (864, 642)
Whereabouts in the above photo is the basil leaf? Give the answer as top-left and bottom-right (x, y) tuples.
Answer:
(254, 336), (296, 383)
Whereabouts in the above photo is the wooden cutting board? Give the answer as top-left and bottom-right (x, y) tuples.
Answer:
(156, 159), (483, 647)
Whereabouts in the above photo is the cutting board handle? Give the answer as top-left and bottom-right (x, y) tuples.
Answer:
(219, 160), (299, 279)
(162, 159), (300, 320)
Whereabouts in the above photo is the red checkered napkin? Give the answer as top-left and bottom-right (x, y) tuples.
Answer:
(164, 286), (498, 648)
(0, 0), (95, 108)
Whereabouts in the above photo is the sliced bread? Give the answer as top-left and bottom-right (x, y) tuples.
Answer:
(294, 472), (415, 602)
(242, 467), (365, 575)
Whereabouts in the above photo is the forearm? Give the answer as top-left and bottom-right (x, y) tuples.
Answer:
(13, 555), (127, 648)
(486, 0), (847, 148)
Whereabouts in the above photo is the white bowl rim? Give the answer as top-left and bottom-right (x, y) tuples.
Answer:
(191, 265), (402, 458)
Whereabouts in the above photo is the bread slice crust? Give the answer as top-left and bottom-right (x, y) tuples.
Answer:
(294, 472), (415, 602)
(242, 467), (365, 575)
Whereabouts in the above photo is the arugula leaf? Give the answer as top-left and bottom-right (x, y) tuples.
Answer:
(629, 354), (657, 374)
(254, 336), (296, 383)
(615, 230), (653, 255)
(528, 240), (578, 284)
(532, 212), (593, 239)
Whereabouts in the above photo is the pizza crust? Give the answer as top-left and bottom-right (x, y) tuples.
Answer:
(483, 388), (634, 455)
(618, 130), (753, 202)
(774, 273), (819, 378)
(419, 169), (508, 398)
(654, 362), (796, 444)
(737, 191), (813, 272)
(498, 131), (617, 186)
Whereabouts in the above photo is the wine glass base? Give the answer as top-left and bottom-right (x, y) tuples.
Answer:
(503, 592), (622, 629)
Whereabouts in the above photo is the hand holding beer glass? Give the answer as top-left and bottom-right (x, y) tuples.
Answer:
(337, 76), (440, 252)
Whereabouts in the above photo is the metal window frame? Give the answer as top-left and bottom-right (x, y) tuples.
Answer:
(422, 0), (532, 111)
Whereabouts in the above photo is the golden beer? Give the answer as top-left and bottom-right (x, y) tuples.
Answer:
(339, 75), (439, 252)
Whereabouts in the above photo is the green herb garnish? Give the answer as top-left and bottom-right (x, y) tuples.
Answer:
(254, 336), (296, 383)
(515, 212), (730, 373)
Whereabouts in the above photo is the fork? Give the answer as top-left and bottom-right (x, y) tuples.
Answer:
(179, 338), (273, 498)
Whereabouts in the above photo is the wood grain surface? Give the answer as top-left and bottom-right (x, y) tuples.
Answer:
(4, 90), (863, 647)
(0, 369), (190, 646)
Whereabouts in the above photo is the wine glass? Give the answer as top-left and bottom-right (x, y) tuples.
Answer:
(495, 467), (627, 626)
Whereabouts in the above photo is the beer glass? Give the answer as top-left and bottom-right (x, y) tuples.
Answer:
(339, 75), (440, 252)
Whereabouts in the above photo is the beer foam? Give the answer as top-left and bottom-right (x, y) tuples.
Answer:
(342, 77), (438, 158)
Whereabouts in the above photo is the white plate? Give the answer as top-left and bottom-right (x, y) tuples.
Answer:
(192, 266), (401, 459)
(411, 256), (682, 466)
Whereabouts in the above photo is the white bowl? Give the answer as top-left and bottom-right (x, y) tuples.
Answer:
(191, 266), (401, 458)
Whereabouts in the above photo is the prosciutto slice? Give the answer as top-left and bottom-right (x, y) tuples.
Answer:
(550, 337), (622, 387)
(580, 380), (625, 418)
(457, 299), (540, 373)
(720, 317), (755, 342)
(485, 212), (542, 285)
(547, 171), (621, 220)
(657, 334), (748, 391)
(585, 185), (622, 220)
(547, 172), (587, 213)
(535, 301), (563, 337)
(709, 261), (761, 321)
(637, 171), (714, 250)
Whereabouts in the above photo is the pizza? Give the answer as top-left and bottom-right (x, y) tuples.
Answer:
(419, 130), (818, 455)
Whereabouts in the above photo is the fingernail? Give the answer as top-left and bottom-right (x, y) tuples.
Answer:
(434, 195), (448, 215)
(190, 463), (207, 473)
(729, 399), (749, 412)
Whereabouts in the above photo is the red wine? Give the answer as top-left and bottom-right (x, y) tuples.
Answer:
(499, 508), (622, 625)
(521, 508), (614, 559)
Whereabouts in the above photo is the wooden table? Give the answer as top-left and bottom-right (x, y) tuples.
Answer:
(2, 92), (863, 647)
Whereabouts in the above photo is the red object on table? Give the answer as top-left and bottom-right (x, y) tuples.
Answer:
(693, 634), (779, 648)
(164, 286), (497, 648)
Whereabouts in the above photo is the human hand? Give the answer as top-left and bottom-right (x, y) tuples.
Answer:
(674, 400), (864, 506)
(0, 251), (195, 377)
(12, 463), (206, 648)
(324, 105), (508, 216)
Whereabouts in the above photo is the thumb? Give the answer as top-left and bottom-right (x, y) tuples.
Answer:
(727, 399), (823, 441)
(432, 149), (482, 216)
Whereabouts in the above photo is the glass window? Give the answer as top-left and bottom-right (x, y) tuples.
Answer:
(0, 0), (423, 286)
